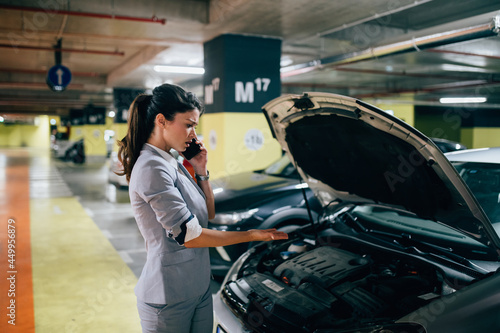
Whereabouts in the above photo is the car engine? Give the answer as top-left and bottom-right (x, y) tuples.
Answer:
(221, 230), (466, 333)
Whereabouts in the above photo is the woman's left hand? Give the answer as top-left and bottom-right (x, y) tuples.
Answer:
(183, 139), (208, 175)
(248, 229), (289, 242)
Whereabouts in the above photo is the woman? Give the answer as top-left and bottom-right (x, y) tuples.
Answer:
(117, 84), (287, 333)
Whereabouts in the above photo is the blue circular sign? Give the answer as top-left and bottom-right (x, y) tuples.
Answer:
(47, 65), (72, 91)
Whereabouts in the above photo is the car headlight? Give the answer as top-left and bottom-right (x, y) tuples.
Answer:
(210, 208), (259, 225)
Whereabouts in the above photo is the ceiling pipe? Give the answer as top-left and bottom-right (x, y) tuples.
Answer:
(0, 43), (125, 56)
(0, 29), (195, 46)
(354, 80), (500, 98)
(281, 15), (500, 77)
(333, 67), (496, 82)
(282, 79), (500, 98)
(0, 97), (111, 107)
(0, 4), (166, 25)
(0, 68), (104, 77)
(425, 48), (500, 60)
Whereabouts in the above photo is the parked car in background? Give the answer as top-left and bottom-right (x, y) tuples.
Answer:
(209, 155), (321, 276)
(445, 147), (500, 227)
(431, 137), (467, 153)
(209, 137), (464, 276)
(213, 93), (500, 333)
(108, 151), (129, 189)
(51, 132), (85, 164)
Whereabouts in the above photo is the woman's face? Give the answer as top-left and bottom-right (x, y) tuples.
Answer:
(163, 108), (200, 152)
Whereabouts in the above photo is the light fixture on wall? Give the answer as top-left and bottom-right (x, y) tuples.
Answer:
(439, 97), (487, 104)
(153, 65), (205, 75)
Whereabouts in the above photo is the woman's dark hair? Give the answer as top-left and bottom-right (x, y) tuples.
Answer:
(116, 84), (203, 182)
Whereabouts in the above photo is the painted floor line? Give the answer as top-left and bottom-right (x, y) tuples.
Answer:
(0, 151), (35, 333)
(31, 196), (141, 332)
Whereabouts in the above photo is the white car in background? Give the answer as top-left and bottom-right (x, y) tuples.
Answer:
(445, 147), (500, 230)
(108, 151), (129, 189)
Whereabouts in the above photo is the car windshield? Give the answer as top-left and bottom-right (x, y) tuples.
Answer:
(452, 162), (500, 229)
(261, 155), (298, 178)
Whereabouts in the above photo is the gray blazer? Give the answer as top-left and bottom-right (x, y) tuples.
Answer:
(129, 144), (211, 304)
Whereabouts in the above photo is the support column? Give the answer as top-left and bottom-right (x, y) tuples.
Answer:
(201, 34), (282, 178)
(461, 108), (500, 148)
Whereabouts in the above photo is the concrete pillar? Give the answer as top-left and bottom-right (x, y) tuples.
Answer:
(201, 34), (282, 178)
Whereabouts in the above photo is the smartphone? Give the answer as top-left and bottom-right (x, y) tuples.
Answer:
(183, 138), (202, 160)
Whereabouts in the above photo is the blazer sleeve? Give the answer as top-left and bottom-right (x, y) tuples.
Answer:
(135, 159), (202, 245)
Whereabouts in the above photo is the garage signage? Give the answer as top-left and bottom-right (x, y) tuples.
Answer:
(203, 34), (281, 113)
(46, 65), (72, 92)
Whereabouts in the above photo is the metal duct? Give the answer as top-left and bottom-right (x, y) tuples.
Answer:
(282, 15), (500, 78)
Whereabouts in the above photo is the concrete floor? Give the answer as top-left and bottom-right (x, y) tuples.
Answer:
(1, 148), (221, 333)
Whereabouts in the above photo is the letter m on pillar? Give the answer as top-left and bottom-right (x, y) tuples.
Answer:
(235, 81), (254, 103)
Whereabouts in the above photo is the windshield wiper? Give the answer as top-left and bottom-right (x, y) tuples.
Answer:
(368, 229), (489, 274)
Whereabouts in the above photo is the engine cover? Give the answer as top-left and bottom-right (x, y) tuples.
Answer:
(273, 246), (371, 289)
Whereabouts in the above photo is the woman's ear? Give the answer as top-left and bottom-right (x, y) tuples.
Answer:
(155, 113), (167, 127)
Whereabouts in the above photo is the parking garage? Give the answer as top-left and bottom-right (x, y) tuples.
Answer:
(1, 1), (500, 332)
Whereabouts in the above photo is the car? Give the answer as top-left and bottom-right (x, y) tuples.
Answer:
(209, 137), (460, 276)
(209, 155), (321, 276)
(108, 151), (129, 189)
(213, 92), (500, 333)
(51, 132), (85, 164)
(445, 147), (500, 227)
(431, 137), (467, 153)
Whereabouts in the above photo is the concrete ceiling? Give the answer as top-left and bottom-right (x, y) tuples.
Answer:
(0, 0), (499, 118)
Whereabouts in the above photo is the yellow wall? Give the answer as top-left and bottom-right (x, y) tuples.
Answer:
(68, 124), (107, 156)
(111, 123), (128, 153)
(375, 103), (415, 127)
(460, 127), (500, 149)
(68, 125), (84, 141)
(0, 116), (50, 148)
(82, 125), (107, 156)
(0, 124), (22, 146)
(200, 112), (282, 178)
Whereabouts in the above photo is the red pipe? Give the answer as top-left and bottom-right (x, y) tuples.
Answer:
(425, 48), (500, 60)
(0, 44), (124, 56)
(0, 4), (166, 24)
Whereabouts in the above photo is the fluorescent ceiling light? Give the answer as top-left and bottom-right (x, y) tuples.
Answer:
(439, 97), (486, 104)
(153, 65), (205, 75)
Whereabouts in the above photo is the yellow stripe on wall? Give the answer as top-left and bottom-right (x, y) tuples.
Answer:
(461, 127), (500, 149)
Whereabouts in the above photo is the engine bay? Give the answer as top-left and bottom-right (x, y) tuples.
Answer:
(221, 226), (482, 333)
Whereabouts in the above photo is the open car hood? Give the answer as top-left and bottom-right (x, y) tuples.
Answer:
(262, 92), (500, 252)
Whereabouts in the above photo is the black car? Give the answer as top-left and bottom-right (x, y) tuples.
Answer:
(209, 139), (464, 277)
(430, 137), (467, 153)
(209, 155), (321, 276)
(213, 92), (500, 333)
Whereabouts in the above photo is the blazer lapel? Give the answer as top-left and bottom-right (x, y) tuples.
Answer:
(178, 162), (206, 200)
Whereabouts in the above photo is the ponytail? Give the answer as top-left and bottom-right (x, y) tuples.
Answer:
(116, 94), (155, 182)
